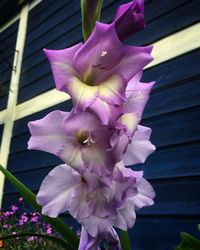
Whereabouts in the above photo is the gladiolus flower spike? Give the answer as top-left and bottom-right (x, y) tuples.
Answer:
(28, 1), (156, 249)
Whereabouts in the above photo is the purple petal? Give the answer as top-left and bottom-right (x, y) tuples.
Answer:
(28, 111), (69, 155)
(46, 111), (117, 175)
(122, 125), (156, 166)
(78, 227), (121, 250)
(133, 177), (155, 210)
(125, 79), (155, 120)
(114, 0), (145, 41)
(36, 164), (81, 218)
(114, 45), (153, 83)
(44, 43), (83, 92)
(61, 111), (117, 175)
(117, 113), (138, 138)
(82, 170), (112, 192)
(67, 77), (99, 112)
(78, 226), (101, 250)
(112, 161), (143, 203)
(63, 111), (102, 136)
(113, 163), (155, 230)
(99, 75), (126, 106)
(111, 132), (129, 164)
(106, 228), (122, 250)
(114, 198), (137, 230)
(75, 22), (153, 84)
(74, 22), (125, 82)
(80, 214), (115, 238)
(81, 144), (116, 176)
(68, 184), (94, 220)
(125, 70), (143, 98)
(88, 98), (123, 125)
(58, 142), (85, 173)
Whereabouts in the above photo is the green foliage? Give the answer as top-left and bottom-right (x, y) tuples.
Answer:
(81, 0), (103, 41)
(0, 164), (79, 250)
(0, 234), (67, 249)
(0, 200), (74, 249)
(174, 225), (200, 250)
(120, 230), (132, 250)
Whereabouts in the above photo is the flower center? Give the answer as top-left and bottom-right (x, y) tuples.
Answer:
(83, 51), (108, 86)
(76, 131), (95, 146)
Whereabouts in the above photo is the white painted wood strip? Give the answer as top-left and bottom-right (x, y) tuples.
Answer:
(0, 110), (6, 125)
(0, 22), (199, 124)
(146, 22), (200, 69)
(0, 5), (29, 206)
(15, 89), (70, 120)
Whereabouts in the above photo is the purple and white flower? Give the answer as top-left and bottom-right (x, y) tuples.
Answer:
(36, 162), (155, 238)
(27, 1), (156, 248)
(28, 111), (117, 177)
(44, 22), (153, 125)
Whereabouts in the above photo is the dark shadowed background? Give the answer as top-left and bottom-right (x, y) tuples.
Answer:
(0, 0), (200, 249)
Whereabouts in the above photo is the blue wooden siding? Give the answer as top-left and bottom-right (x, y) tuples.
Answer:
(0, 21), (18, 110)
(2, 0), (200, 249)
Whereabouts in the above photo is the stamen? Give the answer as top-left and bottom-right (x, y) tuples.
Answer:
(76, 131), (96, 146)
(101, 50), (107, 57)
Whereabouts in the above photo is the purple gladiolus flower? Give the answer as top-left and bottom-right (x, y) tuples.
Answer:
(28, 111), (118, 177)
(44, 22), (153, 125)
(114, 0), (145, 41)
(28, 2), (156, 246)
(36, 162), (155, 237)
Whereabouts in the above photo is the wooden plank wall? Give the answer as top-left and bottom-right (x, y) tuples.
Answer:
(1, 0), (200, 249)
(0, 21), (18, 111)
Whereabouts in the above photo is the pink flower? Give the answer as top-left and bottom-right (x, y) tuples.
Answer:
(18, 197), (23, 203)
(3, 224), (9, 228)
(27, 236), (35, 242)
(47, 227), (52, 235)
(30, 214), (40, 223)
(10, 205), (18, 213)
(19, 213), (28, 225)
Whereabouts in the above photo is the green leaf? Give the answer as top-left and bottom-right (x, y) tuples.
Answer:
(0, 233), (68, 248)
(0, 165), (79, 250)
(120, 230), (132, 250)
(174, 232), (200, 250)
(198, 224), (200, 232)
(80, 0), (103, 41)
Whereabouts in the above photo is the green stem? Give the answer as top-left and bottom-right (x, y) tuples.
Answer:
(120, 230), (132, 250)
(80, 0), (103, 41)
